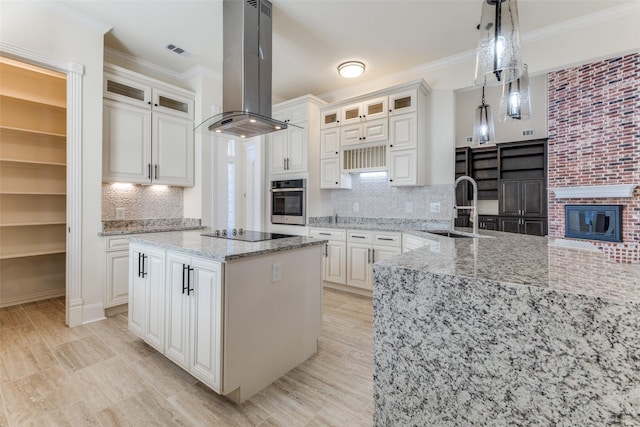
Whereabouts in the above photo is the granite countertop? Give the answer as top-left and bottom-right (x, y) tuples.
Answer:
(128, 230), (325, 262)
(99, 218), (204, 236)
(378, 228), (640, 304)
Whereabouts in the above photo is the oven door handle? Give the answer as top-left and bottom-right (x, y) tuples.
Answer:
(271, 188), (304, 192)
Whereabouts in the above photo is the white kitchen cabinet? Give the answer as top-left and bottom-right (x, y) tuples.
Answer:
(320, 128), (340, 159)
(389, 113), (417, 151)
(340, 96), (388, 125)
(309, 228), (347, 285)
(388, 89), (418, 116)
(165, 250), (223, 391)
(104, 236), (130, 308)
(103, 65), (195, 186)
(129, 243), (166, 352)
(268, 126), (307, 174)
(318, 80), (429, 185)
(320, 107), (341, 129)
(320, 157), (352, 189)
(347, 241), (372, 290)
(389, 149), (417, 186)
(340, 118), (388, 147)
(346, 230), (402, 290)
(152, 112), (194, 186)
(102, 100), (151, 184)
(268, 97), (324, 176)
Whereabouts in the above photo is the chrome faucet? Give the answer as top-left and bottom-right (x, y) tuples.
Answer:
(454, 175), (478, 235)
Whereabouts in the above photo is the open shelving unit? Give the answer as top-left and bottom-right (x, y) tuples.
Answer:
(470, 146), (498, 200)
(0, 56), (67, 307)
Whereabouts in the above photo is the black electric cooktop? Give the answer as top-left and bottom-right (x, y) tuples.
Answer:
(201, 229), (297, 242)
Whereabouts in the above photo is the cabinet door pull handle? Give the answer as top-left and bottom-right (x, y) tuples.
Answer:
(138, 253), (142, 277)
(147, 163), (151, 179)
(141, 254), (148, 278)
(378, 237), (394, 241)
(154, 164), (158, 180)
(324, 243), (328, 258)
(182, 264), (188, 294)
(372, 248), (375, 262)
(187, 266), (194, 295)
(319, 232), (331, 236)
(283, 158), (286, 170)
(367, 248), (371, 263)
(353, 235), (366, 239)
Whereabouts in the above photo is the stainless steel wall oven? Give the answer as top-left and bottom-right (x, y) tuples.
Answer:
(271, 179), (306, 226)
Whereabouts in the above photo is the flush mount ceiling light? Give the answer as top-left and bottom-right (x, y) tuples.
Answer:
(472, 87), (496, 145)
(474, 0), (523, 87)
(338, 61), (365, 78)
(500, 63), (531, 121)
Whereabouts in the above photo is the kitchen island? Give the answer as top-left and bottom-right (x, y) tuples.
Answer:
(128, 230), (325, 403)
(374, 230), (640, 425)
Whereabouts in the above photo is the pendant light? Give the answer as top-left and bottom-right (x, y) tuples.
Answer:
(472, 87), (495, 145)
(474, 0), (523, 87)
(500, 63), (531, 121)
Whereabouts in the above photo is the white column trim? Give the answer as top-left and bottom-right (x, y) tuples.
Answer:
(0, 42), (85, 327)
(66, 70), (84, 327)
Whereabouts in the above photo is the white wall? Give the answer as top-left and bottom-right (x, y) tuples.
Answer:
(455, 74), (548, 147)
(1, 1), (108, 323)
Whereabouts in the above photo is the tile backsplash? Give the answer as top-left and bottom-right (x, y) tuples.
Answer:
(330, 172), (454, 221)
(102, 183), (183, 220)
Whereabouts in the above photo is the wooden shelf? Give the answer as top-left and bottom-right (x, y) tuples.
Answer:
(0, 58), (66, 108)
(0, 162), (66, 194)
(0, 95), (66, 135)
(0, 57), (67, 305)
(0, 158), (66, 167)
(0, 223), (66, 260)
(0, 125), (66, 139)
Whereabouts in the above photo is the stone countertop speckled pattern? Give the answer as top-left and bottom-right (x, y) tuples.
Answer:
(378, 228), (640, 304)
(99, 218), (203, 236)
(128, 230), (325, 262)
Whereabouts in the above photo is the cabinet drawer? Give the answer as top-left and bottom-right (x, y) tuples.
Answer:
(107, 236), (130, 251)
(373, 232), (401, 247)
(309, 228), (346, 241)
(347, 230), (372, 243)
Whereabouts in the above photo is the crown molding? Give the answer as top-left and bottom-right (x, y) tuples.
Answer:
(38, 0), (112, 34)
(104, 47), (184, 80)
(522, 2), (640, 45)
(181, 65), (221, 82)
(318, 2), (639, 101)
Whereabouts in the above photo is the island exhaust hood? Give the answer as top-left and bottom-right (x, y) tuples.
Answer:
(196, 0), (293, 139)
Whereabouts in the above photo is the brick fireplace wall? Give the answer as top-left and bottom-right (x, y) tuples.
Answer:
(547, 53), (640, 263)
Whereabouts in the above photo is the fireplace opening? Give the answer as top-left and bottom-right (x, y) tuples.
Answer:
(564, 205), (622, 243)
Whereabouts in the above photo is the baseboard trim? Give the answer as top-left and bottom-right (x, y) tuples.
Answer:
(82, 302), (106, 325)
(0, 290), (65, 308)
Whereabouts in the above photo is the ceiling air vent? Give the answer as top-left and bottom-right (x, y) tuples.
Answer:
(165, 43), (193, 58)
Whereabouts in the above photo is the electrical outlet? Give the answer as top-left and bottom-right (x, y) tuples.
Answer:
(353, 202), (359, 212)
(115, 207), (125, 220)
(272, 262), (282, 283)
(430, 241), (441, 253)
(430, 202), (441, 213)
(405, 202), (413, 213)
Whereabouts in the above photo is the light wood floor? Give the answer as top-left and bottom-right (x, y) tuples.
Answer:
(0, 289), (373, 426)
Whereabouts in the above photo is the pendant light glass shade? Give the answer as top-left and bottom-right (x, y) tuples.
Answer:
(472, 87), (495, 145)
(474, 0), (523, 87)
(500, 63), (531, 121)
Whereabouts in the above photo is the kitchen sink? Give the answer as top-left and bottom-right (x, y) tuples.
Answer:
(425, 230), (474, 238)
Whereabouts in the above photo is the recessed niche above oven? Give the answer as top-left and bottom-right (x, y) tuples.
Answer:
(564, 205), (622, 243)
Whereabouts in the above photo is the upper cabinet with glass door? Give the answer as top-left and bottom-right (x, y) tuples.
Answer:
(340, 96), (388, 126)
(104, 69), (194, 120)
(388, 89), (417, 116)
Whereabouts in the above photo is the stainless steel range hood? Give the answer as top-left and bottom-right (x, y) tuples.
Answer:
(196, 0), (293, 139)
